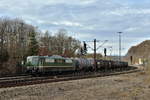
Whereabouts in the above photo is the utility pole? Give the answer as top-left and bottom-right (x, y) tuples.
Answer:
(118, 32), (122, 61)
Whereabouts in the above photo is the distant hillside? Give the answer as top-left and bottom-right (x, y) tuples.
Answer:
(125, 40), (150, 64)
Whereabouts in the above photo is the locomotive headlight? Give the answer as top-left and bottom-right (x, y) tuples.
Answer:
(97, 62), (100, 64)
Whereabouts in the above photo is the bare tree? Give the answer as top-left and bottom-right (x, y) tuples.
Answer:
(0, 17), (39, 75)
(39, 29), (81, 57)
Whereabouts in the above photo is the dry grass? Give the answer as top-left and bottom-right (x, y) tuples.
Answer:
(146, 65), (150, 74)
(1, 69), (150, 100)
(139, 60), (150, 85)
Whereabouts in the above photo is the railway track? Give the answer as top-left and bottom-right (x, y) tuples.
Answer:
(0, 75), (32, 81)
(0, 66), (141, 88)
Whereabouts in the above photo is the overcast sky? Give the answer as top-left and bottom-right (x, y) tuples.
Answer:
(0, 0), (150, 56)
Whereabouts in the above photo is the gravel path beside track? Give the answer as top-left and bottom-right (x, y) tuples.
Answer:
(0, 71), (150, 100)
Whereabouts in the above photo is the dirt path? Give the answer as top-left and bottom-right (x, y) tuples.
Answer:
(0, 71), (150, 100)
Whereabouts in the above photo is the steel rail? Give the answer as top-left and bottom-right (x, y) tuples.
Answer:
(0, 66), (140, 88)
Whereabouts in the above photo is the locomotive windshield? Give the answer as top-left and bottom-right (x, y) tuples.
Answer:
(26, 56), (39, 66)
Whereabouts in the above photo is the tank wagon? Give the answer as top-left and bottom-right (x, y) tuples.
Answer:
(96, 60), (128, 70)
(25, 55), (128, 74)
(75, 58), (94, 71)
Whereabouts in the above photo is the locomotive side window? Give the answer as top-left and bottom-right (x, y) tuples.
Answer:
(65, 59), (72, 63)
(45, 58), (54, 63)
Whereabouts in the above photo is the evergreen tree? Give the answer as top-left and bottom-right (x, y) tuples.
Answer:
(27, 30), (39, 56)
(0, 49), (9, 65)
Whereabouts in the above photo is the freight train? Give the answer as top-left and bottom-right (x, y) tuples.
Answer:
(25, 55), (128, 74)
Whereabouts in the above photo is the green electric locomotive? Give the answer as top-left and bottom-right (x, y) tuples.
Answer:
(25, 55), (75, 74)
